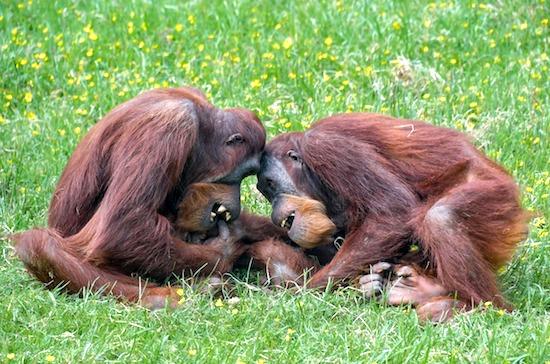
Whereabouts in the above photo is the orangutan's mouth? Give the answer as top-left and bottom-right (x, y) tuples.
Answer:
(210, 203), (232, 222)
(280, 212), (295, 230)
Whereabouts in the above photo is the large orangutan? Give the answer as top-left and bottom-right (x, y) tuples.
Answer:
(12, 87), (302, 308)
(257, 113), (529, 322)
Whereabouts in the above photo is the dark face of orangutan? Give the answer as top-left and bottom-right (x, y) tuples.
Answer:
(195, 107), (263, 186)
(172, 100), (264, 229)
(257, 133), (339, 249)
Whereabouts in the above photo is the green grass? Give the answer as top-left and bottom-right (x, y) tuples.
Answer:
(1, 0), (549, 362)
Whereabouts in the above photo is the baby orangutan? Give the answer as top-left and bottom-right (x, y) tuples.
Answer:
(175, 183), (319, 287)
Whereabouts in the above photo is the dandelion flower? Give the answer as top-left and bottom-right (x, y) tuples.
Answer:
(282, 37), (293, 49)
(24, 92), (33, 103)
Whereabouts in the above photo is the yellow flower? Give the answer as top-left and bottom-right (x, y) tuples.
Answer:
(236, 359), (245, 364)
(392, 21), (402, 30)
(282, 37), (293, 49)
(6, 353), (15, 360)
(188, 349), (197, 356)
(188, 15), (195, 25)
(256, 359), (266, 364)
(250, 79), (261, 88)
(363, 66), (373, 77)
(324, 95), (332, 103)
(74, 127), (81, 135)
(24, 92), (33, 103)
(46, 355), (55, 362)
(531, 71), (542, 80)
(86, 48), (94, 57)
(89, 31), (98, 41)
(176, 288), (184, 296)
(214, 298), (224, 307)
(519, 22), (528, 30)
(324, 37), (333, 47)
(533, 216), (546, 229)
(175, 23), (183, 32)
(127, 22), (134, 34)
(26, 111), (37, 120)
(288, 72), (297, 79)
(198, 44), (204, 52)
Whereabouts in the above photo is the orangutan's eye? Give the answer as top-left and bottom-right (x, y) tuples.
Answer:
(287, 150), (301, 162)
(226, 133), (245, 145)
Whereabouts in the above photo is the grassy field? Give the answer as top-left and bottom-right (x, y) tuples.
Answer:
(1, 0), (549, 362)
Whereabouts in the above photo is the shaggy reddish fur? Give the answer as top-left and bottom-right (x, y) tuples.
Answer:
(13, 87), (270, 307)
(259, 113), (529, 315)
